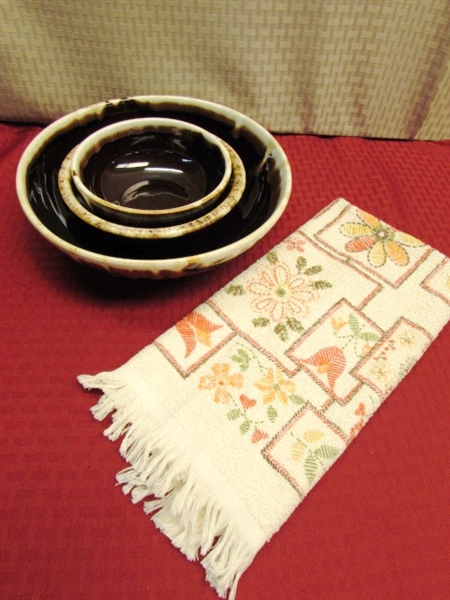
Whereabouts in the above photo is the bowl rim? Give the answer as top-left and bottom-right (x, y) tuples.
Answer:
(16, 95), (292, 276)
(58, 140), (246, 239)
(71, 116), (233, 219)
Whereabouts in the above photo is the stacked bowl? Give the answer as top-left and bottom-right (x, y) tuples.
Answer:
(16, 96), (292, 278)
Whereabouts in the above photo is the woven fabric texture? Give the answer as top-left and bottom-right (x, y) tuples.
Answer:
(1, 0), (449, 139)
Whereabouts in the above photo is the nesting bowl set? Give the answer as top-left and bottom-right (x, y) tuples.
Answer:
(16, 96), (292, 278)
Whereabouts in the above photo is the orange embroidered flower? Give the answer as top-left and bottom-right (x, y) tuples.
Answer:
(340, 209), (424, 267)
(248, 263), (319, 322)
(175, 311), (222, 358)
(198, 363), (243, 403)
(255, 368), (295, 404)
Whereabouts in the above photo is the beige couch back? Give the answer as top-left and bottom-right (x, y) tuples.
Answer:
(1, 0), (449, 139)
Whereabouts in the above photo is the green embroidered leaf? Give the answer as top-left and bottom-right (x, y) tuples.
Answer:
(314, 445), (340, 461)
(252, 317), (270, 327)
(304, 265), (322, 275)
(226, 284), (245, 296)
(286, 317), (304, 333)
(274, 323), (289, 341)
(240, 420), (251, 435)
(348, 313), (361, 335)
(266, 251), (278, 264)
(312, 280), (332, 290)
(359, 332), (379, 342)
(304, 453), (319, 485)
(290, 394), (305, 405)
(296, 256), (307, 272)
(227, 409), (242, 420)
(231, 349), (251, 371)
(267, 405), (278, 423)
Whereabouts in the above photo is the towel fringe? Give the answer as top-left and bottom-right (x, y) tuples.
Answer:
(78, 372), (259, 600)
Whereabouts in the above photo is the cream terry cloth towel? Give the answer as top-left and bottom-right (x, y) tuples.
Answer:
(79, 198), (450, 599)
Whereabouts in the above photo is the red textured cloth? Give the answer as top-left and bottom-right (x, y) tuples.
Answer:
(1, 123), (449, 600)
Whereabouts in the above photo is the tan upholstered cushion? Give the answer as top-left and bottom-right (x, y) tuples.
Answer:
(1, 0), (449, 139)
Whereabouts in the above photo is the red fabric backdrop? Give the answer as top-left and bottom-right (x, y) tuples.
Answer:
(1, 123), (449, 600)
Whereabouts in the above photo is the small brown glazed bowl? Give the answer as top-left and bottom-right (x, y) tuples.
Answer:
(70, 117), (233, 227)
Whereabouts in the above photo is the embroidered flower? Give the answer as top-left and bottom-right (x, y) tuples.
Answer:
(248, 263), (319, 322)
(368, 361), (395, 387)
(286, 236), (305, 252)
(175, 311), (222, 358)
(255, 367), (295, 404)
(198, 363), (243, 404)
(340, 209), (424, 267)
(397, 329), (417, 348)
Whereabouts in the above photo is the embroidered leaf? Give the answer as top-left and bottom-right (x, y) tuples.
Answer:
(312, 280), (332, 290)
(359, 332), (379, 342)
(348, 313), (361, 335)
(251, 428), (269, 443)
(303, 346), (346, 391)
(226, 284), (245, 296)
(240, 420), (251, 435)
(227, 409), (242, 420)
(304, 265), (322, 276)
(274, 322), (289, 341)
(303, 429), (324, 443)
(291, 439), (305, 463)
(305, 453), (319, 485)
(231, 349), (251, 371)
(286, 317), (304, 333)
(296, 256), (307, 272)
(252, 317), (270, 327)
(267, 405), (278, 423)
(290, 394), (305, 405)
(314, 445), (340, 461)
(240, 394), (257, 409)
(266, 250), (278, 264)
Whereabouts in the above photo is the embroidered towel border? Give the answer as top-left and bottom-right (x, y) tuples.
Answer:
(79, 198), (450, 599)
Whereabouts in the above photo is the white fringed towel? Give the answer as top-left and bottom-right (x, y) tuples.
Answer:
(79, 198), (450, 599)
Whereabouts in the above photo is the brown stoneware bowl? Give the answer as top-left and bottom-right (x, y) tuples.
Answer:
(70, 117), (233, 227)
(58, 141), (246, 239)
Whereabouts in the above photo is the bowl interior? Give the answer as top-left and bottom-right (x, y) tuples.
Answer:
(73, 117), (232, 219)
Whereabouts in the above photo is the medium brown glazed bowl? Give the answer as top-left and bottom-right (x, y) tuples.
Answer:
(16, 96), (292, 278)
(71, 117), (233, 227)
(58, 141), (246, 239)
